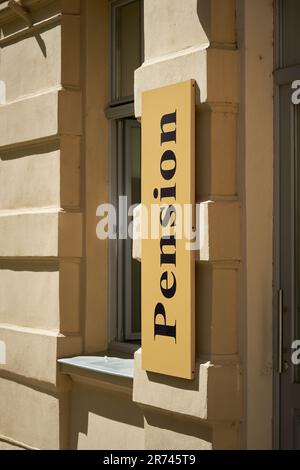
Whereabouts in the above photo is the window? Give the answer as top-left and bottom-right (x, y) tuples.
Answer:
(107, 0), (143, 344)
(111, 0), (143, 103)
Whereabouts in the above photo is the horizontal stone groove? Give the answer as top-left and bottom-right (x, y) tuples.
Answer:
(0, 137), (60, 160)
(0, 259), (60, 271)
(200, 102), (239, 114)
(0, 324), (82, 340)
(197, 260), (241, 267)
(0, 369), (67, 396)
(0, 0), (51, 9)
(0, 208), (82, 219)
(0, 212), (82, 257)
(0, 257), (238, 269)
(0, 84), (80, 108)
(0, 434), (38, 451)
(0, 323), (60, 336)
(197, 196), (239, 203)
(197, 260), (240, 269)
(0, 207), (61, 217)
(209, 42), (237, 51)
(0, 256), (82, 263)
(0, 135), (60, 154)
(197, 354), (241, 365)
(0, 90), (59, 147)
(1, 85), (61, 106)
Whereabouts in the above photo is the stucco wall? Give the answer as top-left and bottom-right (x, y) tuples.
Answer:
(69, 381), (144, 450)
(0, 0), (82, 449)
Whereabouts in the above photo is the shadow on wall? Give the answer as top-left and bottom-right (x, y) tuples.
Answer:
(1, 18), (48, 57)
(34, 32), (47, 58)
(68, 378), (213, 450)
(0, 259), (59, 272)
(0, 0), (64, 56)
(0, 139), (60, 162)
(69, 382), (144, 450)
(196, 0), (211, 43)
(144, 408), (212, 449)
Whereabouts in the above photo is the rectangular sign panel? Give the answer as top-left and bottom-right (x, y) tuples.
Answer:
(141, 80), (195, 379)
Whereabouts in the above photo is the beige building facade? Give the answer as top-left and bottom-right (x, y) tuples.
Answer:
(0, 0), (296, 450)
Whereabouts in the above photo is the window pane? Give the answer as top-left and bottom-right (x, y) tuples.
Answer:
(132, 260), (141, 333)
(121, 119), (141, 340)
(295, 103), (300, 383)
(116, 0), (142, 99)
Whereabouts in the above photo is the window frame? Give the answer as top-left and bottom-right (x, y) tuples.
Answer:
(273, 0), (300, 449)
(109, 0), (144, 106)
(107, 0), (143, 347)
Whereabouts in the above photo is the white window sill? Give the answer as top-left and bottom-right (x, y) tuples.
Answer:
(58, 354), (135, 391)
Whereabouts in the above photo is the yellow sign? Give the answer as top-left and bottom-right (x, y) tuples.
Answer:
(141, 80), (196, 380)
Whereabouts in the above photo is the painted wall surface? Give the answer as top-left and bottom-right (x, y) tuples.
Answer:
(0, 0), (274, 450)
(239, 0), (274, 449)
(0, 0), (82, 449)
